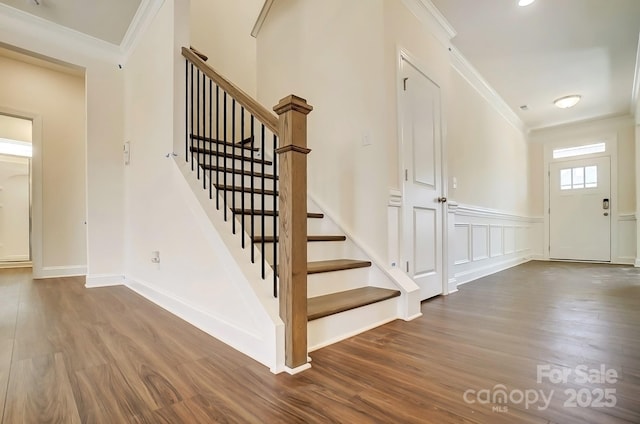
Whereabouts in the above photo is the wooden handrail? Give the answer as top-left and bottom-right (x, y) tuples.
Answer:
(182, 47), (279, 135)
(189, 46), (209, 62)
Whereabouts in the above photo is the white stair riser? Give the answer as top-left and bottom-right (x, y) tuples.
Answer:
(307, 267), (372, 297)
(308, 297), (399, 351)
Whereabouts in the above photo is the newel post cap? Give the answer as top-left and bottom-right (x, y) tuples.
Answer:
(273, 95), (313, 116)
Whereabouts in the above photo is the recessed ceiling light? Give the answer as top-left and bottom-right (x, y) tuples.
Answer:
(554, 95), (582, 109)
(518, 0), (536, 6)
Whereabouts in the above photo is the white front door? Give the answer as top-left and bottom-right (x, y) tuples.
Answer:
(400, 57), (444, 301)
(549, 156), (611, 261)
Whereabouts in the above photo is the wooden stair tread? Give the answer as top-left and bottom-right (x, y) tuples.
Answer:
(191, 134), (259, 151)
(214, 184), (276, 195)
(253, 235), (345, 243)
(308, 287), (401, 321)
(232, 209), (323, 218)
(307, 259), (371, 274)
(190, 146), (272, 165)
(200, 165), (277, 180)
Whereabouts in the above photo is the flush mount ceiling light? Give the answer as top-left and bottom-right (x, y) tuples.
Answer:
(554, 95), (582, 109)
(518, 0), (536, 6)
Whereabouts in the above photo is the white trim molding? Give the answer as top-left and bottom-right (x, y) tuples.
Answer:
(631, 33), (640, 117)
(449, 48), (526, 134)
(85, 274), (125, 288)
(0, 0), (165, 65)
(400, 0), (456, 47)
(120, 0), (166, 64)
(251, 0), (275, 38)
(449, 202), (537, 286)
(35, 265), (87, 279)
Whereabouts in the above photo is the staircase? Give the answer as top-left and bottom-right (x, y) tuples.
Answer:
(183, 47), (402, 370)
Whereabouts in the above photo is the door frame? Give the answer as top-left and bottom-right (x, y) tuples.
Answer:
(396, 48), (450, 296)
(0, 107), (42, 273)
(543, 133), (619, 262)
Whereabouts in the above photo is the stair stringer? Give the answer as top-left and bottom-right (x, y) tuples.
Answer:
(306, 194), (422, 351)
(162, 157), (287, 374)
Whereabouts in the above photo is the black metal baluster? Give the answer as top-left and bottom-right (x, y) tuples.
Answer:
(250, 116), (255, 264)
(202, 71), (207, 190)
(196, 69), (201, 180)
(232, 99), (236, 235)
(185, 60), (188, 162)
(208, 79), (213, 198)
(273, 134), (278, 297)
(261, 124), (266, 279)
(223, 92), (228, 221)
(190, 64), (194, 170)
(215, 85), (220, 210)
(240, 107), (245, 248)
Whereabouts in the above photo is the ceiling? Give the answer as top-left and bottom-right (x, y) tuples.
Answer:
(0, 0), (141, 45)
(431, 0), (640, 130)
(1, 0), (638, 131)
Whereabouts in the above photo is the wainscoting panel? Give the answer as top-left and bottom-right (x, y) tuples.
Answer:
(490, 225), (503, 258)
(454, 224), (470, 265)
(472, 225), (489, 261)
(450, 204), (533, 286)
(617, 214), (636, 264)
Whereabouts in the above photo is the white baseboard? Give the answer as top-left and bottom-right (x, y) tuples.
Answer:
(85, 274), (124, 288)
(35, 265), (87, 279)
(0, 261), (32, 269)
(455, 256), (530, 286)
(283, 363), (312, 375)
(635, 259), (640, 268)
(124, 276), (277, 372)
(0, 254), (30, 261)
(447, 277), (458, 293)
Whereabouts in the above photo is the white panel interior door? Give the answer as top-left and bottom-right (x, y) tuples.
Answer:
(549, 156), (611, 261)
(401, 58), (444, 301)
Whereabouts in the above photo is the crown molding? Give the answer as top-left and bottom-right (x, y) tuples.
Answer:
(0, 2), (120, 63)
(632, 32), (640, 120)
(0, 0), (164, 66)
(120, 0), (166, 64)
(449, 47), (526, 134)
(401, 0), (456, 47)
(251, 0), (275, 38)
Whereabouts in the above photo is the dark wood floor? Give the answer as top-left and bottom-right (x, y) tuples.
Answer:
(0, 261), (639, 423)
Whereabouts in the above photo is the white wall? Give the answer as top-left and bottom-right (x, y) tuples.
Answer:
(0, 13), (125, 280)
(447, 72), (530, 215)
(258, 0), (389, 263)
(0, 115), (31, 142)
(123, 0), (282, 371)
(190, 0), (263, 96)
(0, 54), (87, 275)
(0, 155), (29, 261)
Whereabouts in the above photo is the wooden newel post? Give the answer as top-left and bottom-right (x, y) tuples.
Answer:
(274, 95), (313, 370)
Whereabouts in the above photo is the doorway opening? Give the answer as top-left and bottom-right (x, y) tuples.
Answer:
(0, 114), (32, 266)
(545, 138), (617, 263)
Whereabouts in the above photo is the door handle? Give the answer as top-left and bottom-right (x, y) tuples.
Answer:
(602, 198), (609, 210)
(437, 197), (447, 203)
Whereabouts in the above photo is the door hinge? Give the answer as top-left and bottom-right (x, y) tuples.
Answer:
(403, 77), (408, 91)
(406, 261), (409, 272)
(405, 169), (408, 181)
